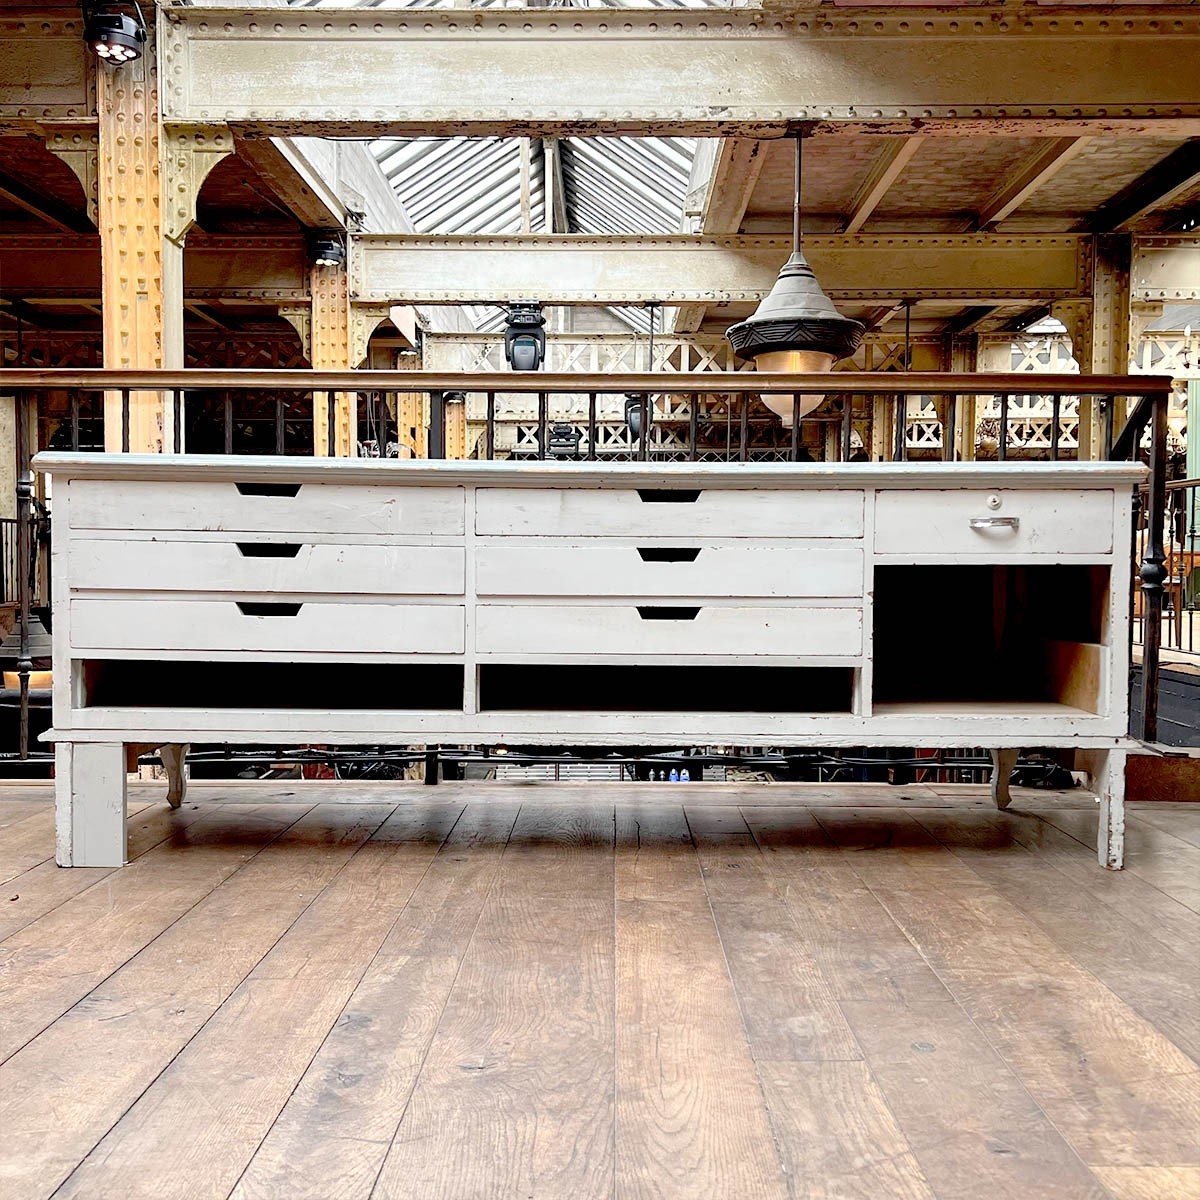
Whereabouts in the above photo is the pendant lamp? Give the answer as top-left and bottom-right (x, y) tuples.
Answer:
(726, 136), (864, 424)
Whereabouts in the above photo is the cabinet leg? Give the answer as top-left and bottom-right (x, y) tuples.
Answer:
(159, 743), (190, 809)
(55, 742), (128, 867)
(990, 748), (1020, 810)
(1079, 747), (1126, 870)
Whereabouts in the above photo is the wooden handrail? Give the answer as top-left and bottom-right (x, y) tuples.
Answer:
(0, 368), (1175, 397)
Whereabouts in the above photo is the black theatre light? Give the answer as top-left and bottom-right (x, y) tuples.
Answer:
(503, 301), (546, 372)
(83, 2), (147, 65)
(310, 231), (346, 268)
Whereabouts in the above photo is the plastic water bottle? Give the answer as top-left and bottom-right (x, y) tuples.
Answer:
(680, 769), (690, 782)
(668, 768), (679, 782)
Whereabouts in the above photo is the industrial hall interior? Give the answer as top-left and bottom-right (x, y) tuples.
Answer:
(1, 2), (1200, 1198)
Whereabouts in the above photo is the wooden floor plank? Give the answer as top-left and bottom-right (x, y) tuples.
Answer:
(688, 814), (860, 1063)
(0, 802), (309, 1066)
(0, 800), (152, 885)
(911, 807), (1200, 1064)
(49, 803), (451, 1200)
(615, 804), (700, 902)
(1126, 805), (1200, 849)
(372, 804), (616, 1200)
(757, 1060), (935, 1200)
(0, 802), (398, 1200)
(0, 799), (55, 829)
(0, 800), (214, 941)
(814, 808), (1200, 1175)
(1034, 807), (1200, 915)
(741, 808), (949, 1005)
(1092, 1165), (1200, 1199)
(838, 997), (1108, 1200)
(230, 803), (519, 1200)
(615, 806), (788, 1200)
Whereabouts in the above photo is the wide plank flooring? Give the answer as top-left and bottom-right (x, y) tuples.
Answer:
(0, 779), (1197, 1200)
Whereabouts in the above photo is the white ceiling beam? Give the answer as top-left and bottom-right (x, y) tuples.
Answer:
(842, 137), (924, 234)
(974, 136), (1092, 231)
(352, 232), (1094, 306)
(154, 7), (1200, 138)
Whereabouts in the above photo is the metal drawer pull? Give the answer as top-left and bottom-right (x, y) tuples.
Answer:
(236, 543), (303, 558)
(969, 516), (1020, 531)
(637, 606), (701, 621)
(236, 602), (304, 617)
(637, 548), (701, 563)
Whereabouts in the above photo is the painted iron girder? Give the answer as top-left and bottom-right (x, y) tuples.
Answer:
(0, 234), (310, 302)
(0, 14), (94, 128)
(1132, 237), (1200, 303)
(156, 7), (1200, 137)
(351, 233), (1093, 305)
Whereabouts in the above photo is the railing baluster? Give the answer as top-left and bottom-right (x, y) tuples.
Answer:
(70, 391), (80, 452)
(688, 392), (699, 462)
(893, 394), (905, 462)
(738, 394), (748, 463)
(945, 395), (957, 462)
(588, 392), (597, 462)
(998, 394), (1009, 461)
(275, 395), (285, 455)
(173, 390), (183, 453)
(841, 396), (853, 463)
(1051, 394), (1061, 462)
(1104, 395), (1115, 458)
(1139, 390), (1169, 743)
(14, 390), (31, 758)
(428, 390), (446, 460)
(537, 391), (548, 460)
(487, 391), (496, 461)
(121, 388), (130, 453)
(224, 393), (234, 455)
(639, 394), (649, 462)
(790, 393), (801, 462)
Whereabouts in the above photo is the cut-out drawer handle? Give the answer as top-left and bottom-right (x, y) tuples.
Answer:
(637, 548), (701, 563)
(636, 489), (700, 504)
(236, 602), (304, 617)
(235, 481), (301, 498)
(969, 516), (1020, 531)
(236, 543), (303, 558)
(637, 606), (701, 621)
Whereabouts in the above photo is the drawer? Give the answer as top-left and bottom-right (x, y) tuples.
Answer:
(67, 479), (465, 536)
(476, 544), (863, 598)
(70, 599), (464, 655)
(476, 604), (862, 657)
(476, 488), (863, 538)
(874, 489), (1113, 557)
(71, 540), (465, 596)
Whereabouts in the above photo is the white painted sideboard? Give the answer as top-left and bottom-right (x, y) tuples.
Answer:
(35, 453), (1145, 869)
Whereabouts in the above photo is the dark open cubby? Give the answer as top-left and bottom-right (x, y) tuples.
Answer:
(872, 564), (1110, 712)
(478, 664), (854, 714)
(81, 660), (465, 711)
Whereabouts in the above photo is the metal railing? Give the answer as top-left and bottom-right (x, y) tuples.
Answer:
(0, 368), (1174, 755)
(1135, 477), (1200, 661)
(0, 518), (17, 607)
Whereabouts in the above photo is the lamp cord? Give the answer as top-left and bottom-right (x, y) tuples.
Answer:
(793, 134), (803, 254)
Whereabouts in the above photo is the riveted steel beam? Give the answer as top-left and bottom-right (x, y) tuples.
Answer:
(1132, 237), (1200, 303)
(0, 234), (310, 303)
(157, 7), (1200, 137)
(0, 13), (94, 129)
(352, 234), (1093, 305)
